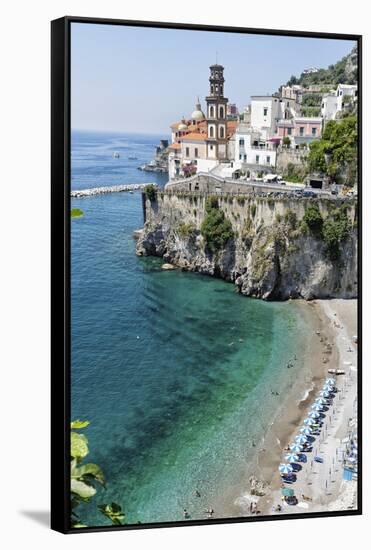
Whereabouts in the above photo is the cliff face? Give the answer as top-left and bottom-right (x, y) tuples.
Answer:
(136, 193), (357, 301)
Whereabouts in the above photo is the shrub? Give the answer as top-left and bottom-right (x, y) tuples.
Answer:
(237, 196), (245, 206)
(275, 213), (283, 223)
(144, 184), (157, 201)
(177, 222), (195, 238)
(201, 198), (234, 252)
(303, 204), (323, 236)
(322, 208), (350, 260)
(284, 209), (297, 229)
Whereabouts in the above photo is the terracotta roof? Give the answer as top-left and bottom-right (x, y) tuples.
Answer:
(168, 142), (181, 150)
(180, 132), (207, 142)
(227, 120), (237, 137)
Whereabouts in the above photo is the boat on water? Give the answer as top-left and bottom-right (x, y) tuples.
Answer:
(128, 156), (138, 160)
(113, 151), (120, 158)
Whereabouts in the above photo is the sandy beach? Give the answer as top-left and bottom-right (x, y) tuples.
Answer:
(221, 298), (358, 519)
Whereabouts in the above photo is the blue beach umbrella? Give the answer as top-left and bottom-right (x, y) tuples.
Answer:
(323, 384), (334, 392)
(304, 417), (315, 426)
(314, 398), (327, 406)
(300, 427), (313, 436)
(319, 391), (331, 398)
(326, 378), (336, 386)
(309, 411), (320, 419)
(295, 434), (308, 445)
(279, 463), (294, 475)
(285, 452), (299, 463)
(290, 443), (303, 453)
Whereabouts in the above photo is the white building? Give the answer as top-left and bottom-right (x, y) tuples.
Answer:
(250, 96), (282, 140)
(336, 84), (358, 112)
(233, 123), (277, 174)
(321, 94), (338, 121)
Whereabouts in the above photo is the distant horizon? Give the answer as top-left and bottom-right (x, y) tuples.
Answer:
(71, 23), (356, 134)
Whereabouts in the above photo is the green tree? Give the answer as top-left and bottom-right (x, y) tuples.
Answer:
(201, 197), (234, 252)
(307, 116), (357, 185)
(303, 204), (323, 236)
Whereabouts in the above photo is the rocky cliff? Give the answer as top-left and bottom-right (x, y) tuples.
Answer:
(136, 192), (358, 301)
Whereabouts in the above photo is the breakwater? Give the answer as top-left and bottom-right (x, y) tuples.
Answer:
(71, 183), (155, 198)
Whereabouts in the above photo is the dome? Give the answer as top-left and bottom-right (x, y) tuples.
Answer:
(191, 98), (205, 121)
(178, 121), (187, 130)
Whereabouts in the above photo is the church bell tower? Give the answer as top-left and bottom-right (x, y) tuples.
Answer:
(205, 64), (228, 160)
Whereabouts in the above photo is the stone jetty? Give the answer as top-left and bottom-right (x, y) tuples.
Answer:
(71, 183), (155, 198)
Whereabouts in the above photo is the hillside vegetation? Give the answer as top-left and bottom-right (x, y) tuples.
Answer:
(286, 46), (358, 88)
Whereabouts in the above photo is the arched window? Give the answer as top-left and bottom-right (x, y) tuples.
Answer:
(209, 126), (214, 138)
(210, 105), (215, 118)
(219, 106), (224, 118)
(219, 126), (224, 138)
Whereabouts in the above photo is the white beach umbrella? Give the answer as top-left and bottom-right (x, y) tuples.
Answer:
(315, 397), (327, 405)
(311, 403), (324, 411)
(319, 390), (331, 398)
(326, 378), (336, 385)
(290, 444), (303, 453)
(304, 417), (315, 426)
(285, 452), (299, 463)
(309, 411), (320, 419)
(323, 384), (335, 392)
(279, 463), (294, 475)
(295, 434), (308, 445)
(300, 427), (313, 436)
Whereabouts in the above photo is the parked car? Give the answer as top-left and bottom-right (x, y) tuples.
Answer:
(303, 188), (316, 198)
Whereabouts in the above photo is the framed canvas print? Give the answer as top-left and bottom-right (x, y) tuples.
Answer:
(51, 16), (362, 533)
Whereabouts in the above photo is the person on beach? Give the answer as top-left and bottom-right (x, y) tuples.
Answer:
(183, 509), (190, 519)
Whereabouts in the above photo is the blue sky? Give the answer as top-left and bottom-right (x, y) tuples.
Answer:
(71, 23), (356, 135)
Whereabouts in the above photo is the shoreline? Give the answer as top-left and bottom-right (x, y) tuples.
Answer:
(212, 298), (357, 519)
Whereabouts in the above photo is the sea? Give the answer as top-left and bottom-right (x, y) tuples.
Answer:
(71, 130), (311, 526)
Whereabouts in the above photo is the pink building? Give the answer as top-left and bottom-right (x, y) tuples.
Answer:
(276, 117), (322, 147)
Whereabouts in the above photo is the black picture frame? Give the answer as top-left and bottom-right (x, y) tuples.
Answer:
(51, 16), (362, 534)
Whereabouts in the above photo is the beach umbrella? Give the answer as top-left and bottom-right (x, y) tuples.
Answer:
(323, 384), (334, 392)
(303, 418), (315, 427)
(309, 411), (320, 419)
(295, 434), (308, 445)
(300, 427), (313, 436)
(290, 443), (303, 453)
(281, 487), (295, 497)
(285, 452), (299, 462)
(325, 378), (336, 386)
(347, 456), (357, 464)
(311, 403), (324, 411)
(279, 463), (293, 475)
(319, 391), (331, 398)
(315, 397), (327, 405)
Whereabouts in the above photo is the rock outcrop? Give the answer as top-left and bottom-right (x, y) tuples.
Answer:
(136, 193), (357, 301)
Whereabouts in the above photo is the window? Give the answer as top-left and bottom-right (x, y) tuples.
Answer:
(209, 126), (214, 138)
(312, 127), (317, 136)
(299, 127), (304, 136)
(239, 138), (244, 146)
(219, 126), (224, 138)
(239, 154), (242, 160)
(287, 128), (292, 135)
(263, 107), (268, 116)
(256, 155), (260, 164)
(219, 106), (224, 118)
(210, 105), (215, 118)
(210, 145), (214, 150)
(267, 156), (271, 164)
(195, 148), (199, 158)
(186, 147), (189, 157)
(244, 154), (247, 161)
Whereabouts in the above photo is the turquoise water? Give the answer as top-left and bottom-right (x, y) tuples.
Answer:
(71, 131), (309, 526)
